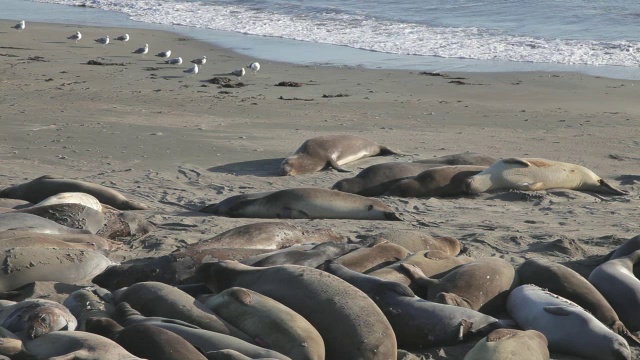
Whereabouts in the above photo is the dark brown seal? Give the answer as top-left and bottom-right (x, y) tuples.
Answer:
(332, 241), (410, 273)
(412, 152), (497, 166)
(331, 162), (438, 196)
(384, 165), (487, 198)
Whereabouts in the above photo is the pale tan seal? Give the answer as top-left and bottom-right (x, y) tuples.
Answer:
(220, 188), (401, 220)
(35, 192), (102, 212)
(0, 231), (114, 253)
(332, 241), (411, 273)
(464, 158), (627, 195)
(464, 329), (549, 360)
(280, 135), (404, 175)
(384, 165), (487, 198)
(23, 331), (143, 359)
(365, 229), (460, 254)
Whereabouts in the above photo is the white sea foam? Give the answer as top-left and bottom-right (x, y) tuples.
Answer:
(34, 0), (640, 67)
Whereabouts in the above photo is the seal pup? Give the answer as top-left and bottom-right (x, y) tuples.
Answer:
(413, 152), (497, 166)
(281, 135), (405, 175)
(0, 299), (77, 339)
(197, 261), (397, 360)
(331, 162), (438, 196)
(219, 188), (401, 220)
(63, 288), (112, 331)
(464, 158), (627, 195)
(322, 261), (506, 349)
(332, 241), (411, 273)
(0, 175), (148, 210)
(506, 284), (631, 360)
(463, 329), (549, 360)
(384, 165), (487, 198)
(199, 287), (325, 360)
(23, 330), (143, 359)
(365, 229), (460, 254)
(85, 317), (208, 360)
(0, 212), (92, 235)
(517, 258), (632, 337)
(35, 192), (102, 212)
(589, 250), (640, 332)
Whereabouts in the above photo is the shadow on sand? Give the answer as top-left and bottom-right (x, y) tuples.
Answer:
(208, 158), (285, 177)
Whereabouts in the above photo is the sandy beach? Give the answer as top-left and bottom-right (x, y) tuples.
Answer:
(1, 19), (639, 359)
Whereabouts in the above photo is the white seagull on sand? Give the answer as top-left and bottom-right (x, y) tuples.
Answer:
(184, 64), (199, 75)
(133, 43), (149, 55)
(12, 20), (25, 32)
(115, 33), (130, 42)
(247, 62), (260, 74)
(191, 56), (206, 66)
(94, 35), (109, 47)
(156, 50), (171, 59)
(165, 56), (183, 65)
(231, 67), (245, 79)
(67, 31), (82, 44)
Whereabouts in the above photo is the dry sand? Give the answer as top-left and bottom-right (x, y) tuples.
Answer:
(1, 20), (639, 359)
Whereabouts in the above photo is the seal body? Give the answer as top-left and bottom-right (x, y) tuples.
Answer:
(63, 288), (112, 331)
(331, 162), (437, 196)
(384, 165), (487, 198)
(222, 188), (401, 220)
(0, 299), (77, 339)
(281, 135), (403, 175)
(35, 192), (102, 212)
(333, 241), (410, 273)
(463, 329), (549, 360)
(506, 284), (631, 360)
(465, 158), (627, 195)
(23, 331), (143, 359)
(0, 212), (92, 235)
(413, 152), (497, 166)
(252, 242), (359, 268)
(16, 203), (105, 234)
(198, 261), (397, 360)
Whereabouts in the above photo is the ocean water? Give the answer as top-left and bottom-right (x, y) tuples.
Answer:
(4, 0), (640, 78)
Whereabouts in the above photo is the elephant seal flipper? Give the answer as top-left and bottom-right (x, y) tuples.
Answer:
(327, 159), (352, 172)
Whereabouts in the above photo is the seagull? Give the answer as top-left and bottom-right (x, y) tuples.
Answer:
(184, 64), (198, 75)
(12, 20), (25, 33)
(165, 56), (182, 65)
(156, 50), (171, 59)
(115, 33), (129, 42)
(247, 62), (260, 75)
(191, 56), (206, 66)
(67, 31), (82, 44)
(94, 35), (109, 47)
(133, 43), (149, 55)
(231, 67), (245, 79)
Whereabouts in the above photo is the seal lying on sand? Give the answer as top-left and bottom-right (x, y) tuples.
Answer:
(35, 192), (103, 212)
(464, 158), (627, 195)
(213, 188), (401, 220)
(0, 231), (114, 253)
(365, 230), (460, 254)
(332, 241), (410, 273)
(280, 135), (404, 175)
(0, 212), (92, 235)
(16, 203), (105, 234)
(0, 175), (148, 210)
(384, 165), (487, 198)
(0, 299), (77, 339)
(23, 330), (144, 359)
(413, 152), (497, 166)
(63, 288), (112, 331)
(331, 162), (437, 196)
(464, 329), (550, 360)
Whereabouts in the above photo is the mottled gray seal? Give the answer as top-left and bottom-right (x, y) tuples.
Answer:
(332, 241), (410, 273)
(197, 261), (397, 360)
(16, 203), (105, 234)
(589, 250), (640, 332)
(506, 284), (631, 360)
(413, 152), (497, 166)
(0, 231), (114, 253)
(463, 329), (549, 360)
(331, 162), (437, 196)
(63, 288), (112, 331)
(0, 299), (77, 339)
(384, 165), (487, 198)
(365, 229), (460, 254)
(0, 212), (92, 235)
(464, 158), (627, 195)
(23, 330), (143, 359)
(280, 135), (404, 175)
(218, 188), (401, 220)
(0, 175), (148, 210)
(199, 287), (325, 360)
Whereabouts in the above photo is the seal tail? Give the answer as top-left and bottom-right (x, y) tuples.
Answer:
(199, 203), (220, 213)
(379, 146), (411, 156)
(384, 211), (402, 221)
(598, 179), (628, 195)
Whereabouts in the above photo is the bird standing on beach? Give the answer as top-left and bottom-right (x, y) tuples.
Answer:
(67, 31), (82, 44)
(247, 62), (260, 75)
(133, 43), (149, 55)
(232, 67), (245, 79)
(191, 56), (206, 66)
(184, 64), (199, 75)
(156, 50), (171, 59)
(12, 20), (25, 32)
(115, 33), (130, 42)
(94, 35), (109, 47)
(165, 56), (183, 65)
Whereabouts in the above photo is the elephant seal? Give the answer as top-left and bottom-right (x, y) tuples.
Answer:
(610, 234), (640, 260)
(36, 192), (102, 212)
(23, 330), (143, 359)
(332, 241), (410, 273)
(0, 247), (112, 292)
(0, 230), (114, 253)
(517, 258), (632, 336)
(197, 261), (397, 360)
(63, 288), (112, 331)
(0, 175), (148, 210)
(200, 192), (275, 214)
(402, 257), (517, 314)
(413, 152), (497, 166)
(113, 302), (291, 360)
(365, 230), (460, 254)
(112, 281), (249, 340)
(218, 188), (401, 220)
(0, 299), (77, 339)
(199, 287), (325, 360)
(464, 158), (627, 195)
(368, 250), (473, 287)
(463, 329), (549, 360)
(280, 135), (404, 175)
(0, 325), (23, 359)
(331, 162), (438, 196)
(85, 317), (208, 360)
(589, 250), (640, 332)
(322, 261), (506, 349)
(0, 212), (92, 235)
(506, 284), (631, 360)
(189, 222), (344, 250)
(0, 233), (105, 252)
(252, 242), (360, 268)
(97, 209), (154, 239)
(384, 165), (487, 198)
(16, 203), (105, 234)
